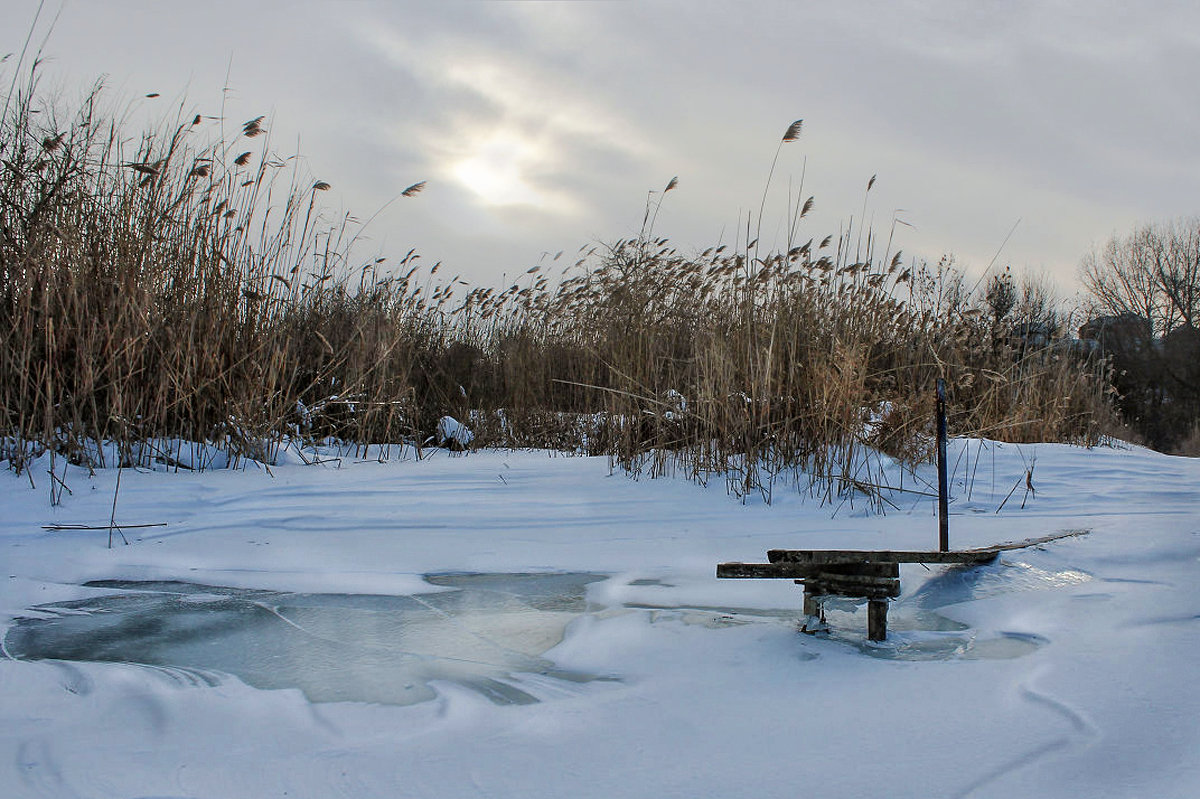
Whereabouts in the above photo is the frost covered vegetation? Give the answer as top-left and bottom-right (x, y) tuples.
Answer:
(0, 73), (1111, 500)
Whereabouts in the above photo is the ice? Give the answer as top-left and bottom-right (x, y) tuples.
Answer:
(5, 575), (611, 706)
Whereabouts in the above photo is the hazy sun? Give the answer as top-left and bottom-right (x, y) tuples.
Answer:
(451, 133), (548, 208)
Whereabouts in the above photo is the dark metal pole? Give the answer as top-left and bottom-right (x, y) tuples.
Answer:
(936, 378), (949, 552)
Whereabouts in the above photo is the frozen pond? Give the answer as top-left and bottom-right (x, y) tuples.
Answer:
(4, 563), (1058, 706)
(4, 573), (613, 706)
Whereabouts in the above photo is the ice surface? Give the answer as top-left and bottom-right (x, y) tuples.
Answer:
(7, 564), (1052, 711)
(6, 575), (611, 706)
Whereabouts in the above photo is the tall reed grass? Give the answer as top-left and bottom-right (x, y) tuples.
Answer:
(0, 71), (1111, 503)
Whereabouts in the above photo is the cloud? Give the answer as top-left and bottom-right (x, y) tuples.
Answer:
(351, 11), (655, 218)
(13, 0), (1199, 288)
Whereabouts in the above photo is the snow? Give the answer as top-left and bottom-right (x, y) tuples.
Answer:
(2, 440), (1198, 798)
(436, 416), (475, 448)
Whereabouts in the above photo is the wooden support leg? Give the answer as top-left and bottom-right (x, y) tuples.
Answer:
(801, 585), (827, 633)
(803, 588), (820, 617)
(867, 599), (888, 641)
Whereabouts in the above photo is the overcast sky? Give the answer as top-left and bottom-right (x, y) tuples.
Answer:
(6, 0), (1199, 292)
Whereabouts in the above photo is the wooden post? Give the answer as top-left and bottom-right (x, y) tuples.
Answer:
(803, 587), (820, 617)
(867, 599), (888, 641)
(801, 585), (826, 633)
(936, 378), (949, 552)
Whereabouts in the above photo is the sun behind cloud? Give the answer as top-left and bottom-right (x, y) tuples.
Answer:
(356, 19), (657, 221)
(451, 132), (545, 208)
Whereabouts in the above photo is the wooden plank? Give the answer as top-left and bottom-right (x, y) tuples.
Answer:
(43, 522), (167, 531)
(818, 562), (900, 578)
(768, 549), (998, 566)
(717, 562), (823, 579)
(811, 571), (900, 587)
(971, 529), (1090, 552)
(803, 579), (900, 599)
(717, 561), (901, 579)
(766, 530), (1086, 567)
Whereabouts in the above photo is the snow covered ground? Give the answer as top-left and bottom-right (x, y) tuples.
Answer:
(1, 440), (1198, 798)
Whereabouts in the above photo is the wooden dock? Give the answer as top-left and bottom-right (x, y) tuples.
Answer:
(717, 530), (1087, 641)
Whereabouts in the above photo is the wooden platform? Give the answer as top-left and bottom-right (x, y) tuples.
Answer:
(717, 530), (1087, 641)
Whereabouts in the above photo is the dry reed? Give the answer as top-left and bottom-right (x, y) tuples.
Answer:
(0, 70), (1112, 504)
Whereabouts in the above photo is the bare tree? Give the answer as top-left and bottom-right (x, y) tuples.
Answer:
(1154, 222), (1200, 330)
(1082, 219), (1200, 451)
(1082, 219), (1200, 336)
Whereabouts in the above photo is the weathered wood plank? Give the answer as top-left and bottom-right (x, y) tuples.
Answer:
(968, 529), (1090, 552)
(803, 579), (900, 599)
(766, 529), (1086, 567)
(716, 562), (822, 579)
(806, 573), (902, 585)
(816, 562), (900, 578)
(717, 561), (902, 580)
(768, 549), (998, 565)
